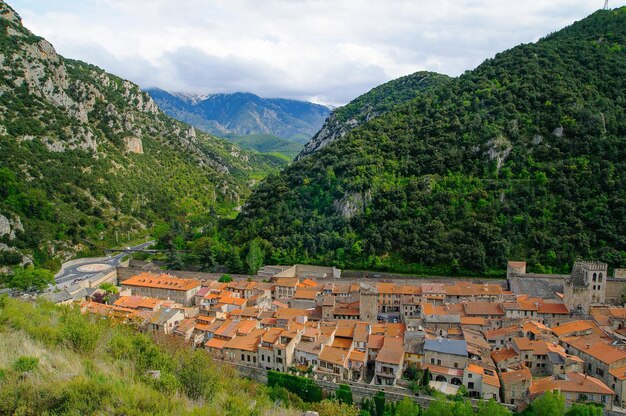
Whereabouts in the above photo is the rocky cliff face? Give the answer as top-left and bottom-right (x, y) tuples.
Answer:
(297, 71), (451, 159)
(0, 0), (282, 265)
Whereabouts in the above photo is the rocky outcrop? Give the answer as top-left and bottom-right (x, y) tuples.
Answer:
(124, 136), (143, 154)
(0, 213), (23, 240)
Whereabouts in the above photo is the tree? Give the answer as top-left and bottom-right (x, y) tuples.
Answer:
(565, 403), (603, 416)
(421, 368), (431, 387)
(335, 384), (353, 405)
(99, 282), (119, 294)
(225, 247), (243, 274)
(192, 237), (216, 272)
(310, 399), (360, 416)
(373, 391), (385, 416)
(218, 274), (232, 283)
(165, 250), (185, 271)
(395, 396), (420, 416)
(476, 398), (511, 416)
(246, 240), (264, 275)
(529, 391), (565, 416)
(4, 266), (54, 292)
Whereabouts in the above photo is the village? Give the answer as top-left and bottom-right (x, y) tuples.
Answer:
(47, 260), (626, 413)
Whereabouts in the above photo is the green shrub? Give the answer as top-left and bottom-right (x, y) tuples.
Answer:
(13, 356), (39, 372)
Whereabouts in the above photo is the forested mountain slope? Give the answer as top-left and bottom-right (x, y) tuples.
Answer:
(146, 88), (330, 143)
(230, 8), (626, 275)
(0, 1), (281, 268)
(297, 71), (451, 159)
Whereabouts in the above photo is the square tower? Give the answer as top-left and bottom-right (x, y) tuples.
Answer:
(564, 261), (607, 315)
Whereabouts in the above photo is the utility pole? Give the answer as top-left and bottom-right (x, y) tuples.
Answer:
(115, 230), (119, 244)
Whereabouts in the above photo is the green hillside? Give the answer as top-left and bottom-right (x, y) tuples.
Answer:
(298, 71), (451, 159)
(0, 2), (282, 268)
(229, 8), (626, 276)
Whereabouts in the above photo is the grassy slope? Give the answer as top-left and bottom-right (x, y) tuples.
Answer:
(0, 297), (298, 416)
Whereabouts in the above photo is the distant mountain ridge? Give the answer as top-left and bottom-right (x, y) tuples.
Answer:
(145, 88), (331, 143)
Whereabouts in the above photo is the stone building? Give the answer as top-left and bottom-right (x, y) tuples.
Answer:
(359, 284), (378, 323)
(564, 261), (607, 316)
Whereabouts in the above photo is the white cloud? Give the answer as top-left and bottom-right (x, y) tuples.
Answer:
(9, 0), (625, 106)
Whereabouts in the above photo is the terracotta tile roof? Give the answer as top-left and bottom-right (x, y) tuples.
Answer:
(609, 308), (626, 319)
(275, 277), (299, 287)
(561, 335), (626, 365)
(461, 317), (485, 326)
(609, 365), (626, 380)
(224, 330), (264, 352)
(500, 367), (531, 384)
(529, 372), (614, 397)
(122, 272), (200, 291)
(335, 326), (354, 338)
(294, 288), (320, 300)
(484, 326), (521, 340)
(491, 347), (518, 363)
(466, 363), (500, 387)
(368, 334), (385, 350)
(385, 323), (406, 337)
(537, 303), (569, 315)
(464, 302), (504, 316)
(319, 345), (349, 366)
(275, 308), (310, 319)
(376, 336), (404, 365)
(377, 283), (395, 294)
(349, 350), (366, 362)
(332, 337), (353, 349)
(423, 363), (464, 377)
(205, 338), (228, 349)
(551, 321), (593, 337)
(522, 320), (551, 334)
(422, 283), (445, 294)
(113, 295), (162, 310)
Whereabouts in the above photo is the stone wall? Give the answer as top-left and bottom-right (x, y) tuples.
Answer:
(606, 279), (626, 305)
(222, 360), (515, 411)
(116, 266), (253, 283)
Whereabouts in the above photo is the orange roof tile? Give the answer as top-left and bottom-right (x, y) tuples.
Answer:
(319, 346), (349, 366)
(500, 367), (531, 384)
(122, 272), (200, 291)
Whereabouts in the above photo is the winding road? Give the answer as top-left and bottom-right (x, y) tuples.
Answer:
(54, 240), (154, 289)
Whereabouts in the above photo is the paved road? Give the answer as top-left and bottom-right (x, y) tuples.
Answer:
(54, 240), (154, 289)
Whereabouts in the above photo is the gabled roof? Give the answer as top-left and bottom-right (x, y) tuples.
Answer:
(424, 339), (468, 357)
(319, 346), (348, 366)
(500, 367), (531, 384)
(529, 372), (614, 397)
(376, 336), (404, 365)
(464, 302), (504, 316)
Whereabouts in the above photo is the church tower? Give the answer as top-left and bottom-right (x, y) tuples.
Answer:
(359, 283), (378, 323)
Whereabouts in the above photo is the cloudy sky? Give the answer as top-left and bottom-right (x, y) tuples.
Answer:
(10, 0), (625, 106)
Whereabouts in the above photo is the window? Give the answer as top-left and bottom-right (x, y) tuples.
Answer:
(599, 273), (603, 282)
(468, 382), (475, 389)
(241, 354), (245, 361)
(431, 359), (435, 364)
(437, 359), (441, 366)
(454, 363), (458, 368)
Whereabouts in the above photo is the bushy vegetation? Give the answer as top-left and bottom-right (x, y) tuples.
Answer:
(229, 8), (626, 276)
(0, 296), (296, 415)
(0, 2), (282, 268)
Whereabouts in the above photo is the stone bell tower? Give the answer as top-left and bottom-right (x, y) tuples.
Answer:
(359, 283), (378, 323)
(563, 261), (607, 315)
